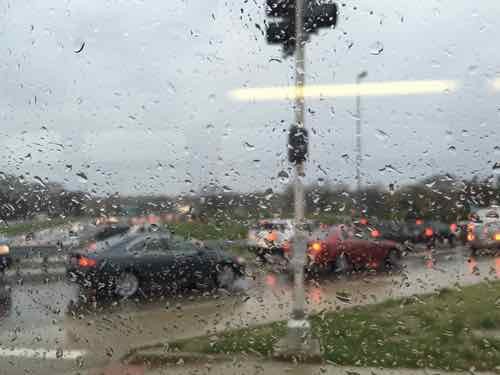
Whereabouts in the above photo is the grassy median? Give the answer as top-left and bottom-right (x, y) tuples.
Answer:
(170, 281), (500, 371)
(0, 217), (71, 237)
(166, 221), (247, 241)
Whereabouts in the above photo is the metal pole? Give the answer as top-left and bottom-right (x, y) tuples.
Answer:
(290, 0), (308, 324)
(355, 71), (367, 192)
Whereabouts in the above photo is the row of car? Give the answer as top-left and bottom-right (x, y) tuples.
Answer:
(247, 219), (403, 275)
(247, 208), (500, 274)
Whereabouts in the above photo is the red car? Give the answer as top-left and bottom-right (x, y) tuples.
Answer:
(306, 225), (402, 275)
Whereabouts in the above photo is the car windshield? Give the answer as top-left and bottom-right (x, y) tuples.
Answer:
(2, 1), (500, 374)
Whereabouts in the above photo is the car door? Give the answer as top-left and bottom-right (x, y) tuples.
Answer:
(132, 237), (179, 292)
(169, 240), (206, 288)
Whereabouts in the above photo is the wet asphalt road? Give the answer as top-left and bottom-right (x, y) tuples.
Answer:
(0, 246), (499, 375)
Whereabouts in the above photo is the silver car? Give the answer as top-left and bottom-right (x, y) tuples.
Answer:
(468, 221), (500, 254)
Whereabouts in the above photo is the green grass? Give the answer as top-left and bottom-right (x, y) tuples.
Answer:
(165, 221), (247, 241)
(0, 217), (71, 237)
(170, 281), (500, 371)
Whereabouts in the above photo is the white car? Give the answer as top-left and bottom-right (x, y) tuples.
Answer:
(247, 219), (318, 259)
(468, 220), (500, 254)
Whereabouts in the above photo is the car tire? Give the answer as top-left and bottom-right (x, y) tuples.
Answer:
(216, 264), (236, 289)
(114, 272), (139, 299)
(385, 249), (401, 272)
(306, 262), (321, 280)
(334, 253), (351, 275)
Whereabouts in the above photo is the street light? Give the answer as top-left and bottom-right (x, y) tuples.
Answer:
(355, 71), (367, 192)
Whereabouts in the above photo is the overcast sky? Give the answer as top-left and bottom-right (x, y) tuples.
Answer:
(0, 0), (499, 196)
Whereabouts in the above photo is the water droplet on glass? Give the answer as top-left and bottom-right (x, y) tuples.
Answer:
(278, 170), (290, 184)
(461, 129), (469, 137)
(493, 162), (500, 171)
(167, 81), (176, 95)
(76, 172), (88, 183)
(244, 142), (255, 151)
(378, 164), (402, 174)
(222, 185), (232, 192)
(468, 65), (478, 75)
(341, 153), (350, 163)
(33, 176), (46, 187)
(369, 41), (384, 55)
(375, 129), (389, 142)
(448, 145), (456, 153)
(494, 146), (500, 154)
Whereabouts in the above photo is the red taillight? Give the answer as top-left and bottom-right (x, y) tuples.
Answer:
(370, 229), (380, 238)
(282, 241), (290, 253)
(416, 219), (423, 225)
(424, 228), (434, 237)
(450, 223), (457, 233)
(359, 218), (368, 225)
(78, 257), (97, 267)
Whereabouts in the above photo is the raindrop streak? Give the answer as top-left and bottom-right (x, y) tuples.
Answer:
(370, 41), (384, 55)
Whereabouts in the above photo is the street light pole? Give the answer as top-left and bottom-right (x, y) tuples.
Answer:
(355, 71), (367, 192)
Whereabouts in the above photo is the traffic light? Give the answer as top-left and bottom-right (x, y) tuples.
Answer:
(266, 0), (296, 56)
(288, 125), (308, 164)
(265, 0), (338, 57)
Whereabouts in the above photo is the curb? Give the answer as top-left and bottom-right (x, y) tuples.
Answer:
(123, 348), (231, 367)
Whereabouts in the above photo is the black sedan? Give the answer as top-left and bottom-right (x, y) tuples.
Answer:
(67, 232), (245, 298)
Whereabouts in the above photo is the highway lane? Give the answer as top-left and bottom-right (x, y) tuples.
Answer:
(0, 247), (498, 375)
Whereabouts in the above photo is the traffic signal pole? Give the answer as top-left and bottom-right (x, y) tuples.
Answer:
(290, 0), (307, 323)
(267, 0), (337, 357)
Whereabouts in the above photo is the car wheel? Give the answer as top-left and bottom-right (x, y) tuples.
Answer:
(216, 264), (236, 289)
(385, 250), (401, 271)
(334, 253), (351, 275)
(114, 272), (139, 298)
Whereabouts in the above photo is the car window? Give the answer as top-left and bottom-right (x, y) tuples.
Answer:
(168, 240), (200, 256)
(144, 238), (166, 252)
